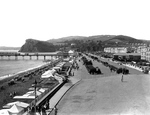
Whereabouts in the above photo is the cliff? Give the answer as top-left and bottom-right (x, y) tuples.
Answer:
(19, 39), (56, 52)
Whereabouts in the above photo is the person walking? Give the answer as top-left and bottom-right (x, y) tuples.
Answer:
(54, 107), (58, 115)
(121, 74), (123, 82)
(121, 68), (125, 82)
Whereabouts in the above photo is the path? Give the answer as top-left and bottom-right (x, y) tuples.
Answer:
(56, 56), (150, 115)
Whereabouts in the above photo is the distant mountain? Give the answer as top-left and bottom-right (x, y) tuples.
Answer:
(47, 35), (146, 45)
(47, 35), (116, 44)
(19, 39), (56, 52)
(105, 35), (144, 43)
(0, 46), (20, 51)
(47, 36), (86, 45)
(85, 35), (116, 42)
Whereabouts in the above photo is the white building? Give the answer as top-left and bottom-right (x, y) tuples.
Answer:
(136, 46), (150, 61)
(104, 47), (127, 53)
(137, 46), (147, 60)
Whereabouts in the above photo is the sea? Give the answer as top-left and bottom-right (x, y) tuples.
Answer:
(0, 50), (55, 79)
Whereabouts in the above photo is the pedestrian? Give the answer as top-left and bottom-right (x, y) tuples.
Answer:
(54, 107), (58, 115)
(121, 74), (123, 82)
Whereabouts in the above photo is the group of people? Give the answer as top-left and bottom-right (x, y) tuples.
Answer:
(27, 101), (49, 115)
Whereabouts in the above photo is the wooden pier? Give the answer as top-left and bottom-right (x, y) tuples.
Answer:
(0, 52), (69, 60)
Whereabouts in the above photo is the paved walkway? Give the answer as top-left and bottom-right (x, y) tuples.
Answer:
(56, 56), (150, 115)
(49, 77), (81, 109)
(44, 58), (82, 115)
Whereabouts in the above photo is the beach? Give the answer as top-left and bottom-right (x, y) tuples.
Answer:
(0, 58), (60, 109)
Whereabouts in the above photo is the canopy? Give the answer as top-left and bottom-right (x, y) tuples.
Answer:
(63, 62), (72, 67)
(26, 90), (42, 96)
(56, 62), (65, 67)
(55, 73), (66, 80)
(6, 101), (29, 108)
(69, 60), (74, 63)
(0, 109), (10, 115)
(41, 69), (56, 78)
(53, 66), (61, 69)
(68, 50), (74, 54)
(54, 75), (63, 83)
(8, 104), (23, 113)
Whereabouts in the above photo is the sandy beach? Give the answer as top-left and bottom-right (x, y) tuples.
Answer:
(0, 59), (54, 81)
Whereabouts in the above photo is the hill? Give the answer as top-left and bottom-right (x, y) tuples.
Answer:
(47, 36), (86, 45)
(86, 35), (116, 42)
(19, 35), (150, 52)
(47, 35), (115, 44)
(106, 35), (144, 43)
(19, 39), (56, 52)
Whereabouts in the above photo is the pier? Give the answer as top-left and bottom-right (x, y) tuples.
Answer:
(0, 51), (69, 60)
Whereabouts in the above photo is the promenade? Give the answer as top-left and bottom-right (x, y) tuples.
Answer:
(56, 56), (150, 115)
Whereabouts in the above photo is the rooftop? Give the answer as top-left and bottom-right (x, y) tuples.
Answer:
(113, 53), (141, 56)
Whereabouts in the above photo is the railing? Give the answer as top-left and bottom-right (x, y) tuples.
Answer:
(20, 59), (62, 113)
(0, 52), (69, 56)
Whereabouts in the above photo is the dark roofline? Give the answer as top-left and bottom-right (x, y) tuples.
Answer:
(113, 53), (141, 56)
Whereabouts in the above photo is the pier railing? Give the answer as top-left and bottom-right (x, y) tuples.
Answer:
(0, 52), (69, 60)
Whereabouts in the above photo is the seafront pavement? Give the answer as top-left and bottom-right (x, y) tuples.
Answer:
(56, 57), (150, 115)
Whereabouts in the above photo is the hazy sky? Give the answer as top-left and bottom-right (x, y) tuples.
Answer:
(0, 0), (150, 47)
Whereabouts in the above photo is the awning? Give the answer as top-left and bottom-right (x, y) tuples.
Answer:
(63, 62), (72, 67)
(8, 104), (23, 113)
(0, 109), (10, 115)
(5, 101), (29, 108)
(41, 69), (56, 78)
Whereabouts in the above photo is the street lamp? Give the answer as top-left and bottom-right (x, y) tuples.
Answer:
(33, 79), (37, 114)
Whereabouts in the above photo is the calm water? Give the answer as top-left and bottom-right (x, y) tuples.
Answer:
(0, 55), (54, 77)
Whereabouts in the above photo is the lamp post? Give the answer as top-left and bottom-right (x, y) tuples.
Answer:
(33, 79), (37, 114)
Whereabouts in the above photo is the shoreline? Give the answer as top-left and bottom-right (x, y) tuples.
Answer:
(0, 61), (51, 81)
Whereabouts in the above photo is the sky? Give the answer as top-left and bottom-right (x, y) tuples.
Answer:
(0, 0), (150, 47)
